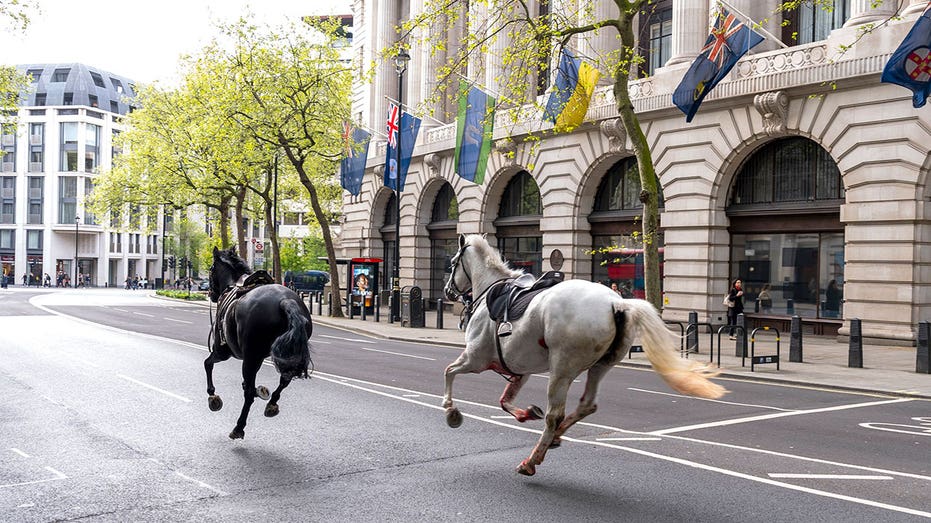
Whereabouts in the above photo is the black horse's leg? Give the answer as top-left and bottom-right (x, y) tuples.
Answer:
(204, 348), (232, 412)
(264, 375), (293, 418)
(230, 359), (262, 440)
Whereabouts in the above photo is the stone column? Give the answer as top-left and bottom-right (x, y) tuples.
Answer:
(576, 0), (619, 84)
(845, 0), (897, 27)
(667, 0), (709, 66)
(372, 1), (398, 131)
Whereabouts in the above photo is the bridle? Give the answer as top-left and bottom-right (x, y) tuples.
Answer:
(446, 245), (472, 300)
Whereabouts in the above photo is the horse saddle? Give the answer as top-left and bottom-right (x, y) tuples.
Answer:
(214, 270), (277, 350)
(487, 271), (565, 337)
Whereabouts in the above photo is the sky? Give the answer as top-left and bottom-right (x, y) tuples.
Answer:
(0, 0), (351, 85)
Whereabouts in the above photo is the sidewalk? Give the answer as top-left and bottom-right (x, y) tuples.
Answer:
(309, 302), (931, 399)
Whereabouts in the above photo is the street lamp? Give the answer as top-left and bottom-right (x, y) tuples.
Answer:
(392, 47), (410, 323)
(74, 215), (80, 288)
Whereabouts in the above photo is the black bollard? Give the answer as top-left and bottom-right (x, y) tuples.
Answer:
(737, 313), (747, 358)
(348, 294), (354, 319)
(437, 298), (444, 329)
(388, 295), (394, 324)
(374, 294), (380, 322)
(917, 321), (930, 374)
(848, 318), (863, 368)
(327, 293), (332, 317)
(789, 315), (803, 363)
(316, 292), (322, 316)
(687, 311), (698, 354)
(360, 298), (367, 321)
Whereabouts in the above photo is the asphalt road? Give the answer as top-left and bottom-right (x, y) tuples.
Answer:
(1, 288), (929, 522)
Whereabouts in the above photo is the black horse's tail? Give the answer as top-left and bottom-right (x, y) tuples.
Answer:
(271, 299), (312, 380)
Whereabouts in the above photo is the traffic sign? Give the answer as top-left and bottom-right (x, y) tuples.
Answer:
(255, 243), (264, 252)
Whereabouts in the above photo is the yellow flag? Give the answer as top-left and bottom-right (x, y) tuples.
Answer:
(554, 61), (601, 133)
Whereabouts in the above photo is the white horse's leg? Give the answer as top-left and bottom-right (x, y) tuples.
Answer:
(517, 374), (574, 476)
(442, 349), (485, 428)
(498, 374), (544, 422)
(550, 360), (616, 447)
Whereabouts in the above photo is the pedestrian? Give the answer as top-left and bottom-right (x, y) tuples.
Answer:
(725, 278), (744, 339)
(44, 273), (51, 287)
(22, 273), (27, 286)
(758, 284), (772, 313)
(610, 282), (622, 296)
(824, 280), (842, 317)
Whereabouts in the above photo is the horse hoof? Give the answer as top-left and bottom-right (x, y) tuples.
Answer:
(208, 395), (223, 412)
(549, 437), (562, 448)
(229, 428), (245, 440)
(256, 386), (270, 400)
(528, 405), (544, 420)
(445, 407), (463, 428)
(516, 460), (536, 476)
(265, 403), (279, 417)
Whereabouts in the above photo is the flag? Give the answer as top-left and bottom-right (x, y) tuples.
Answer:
(454, 80), (495, 184)
(384, 103), (421, 192)
(339, 123), (371, 196)
(881, 3), (931, 108)
(543, 48), (601, 133)
(673, 9), (764, 122)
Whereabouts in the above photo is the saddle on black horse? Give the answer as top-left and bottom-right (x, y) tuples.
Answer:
(486, 271), (565, 337)
(213, 270), (276, 350)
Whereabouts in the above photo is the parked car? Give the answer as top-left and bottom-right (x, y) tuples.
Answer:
(284, 270), (330, 293)
(198, 279), (210, 291)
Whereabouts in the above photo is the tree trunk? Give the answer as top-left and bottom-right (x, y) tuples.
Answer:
(615, 14), (662, 310)
(234, 187), (248, 257)
(217, 196), (231, 249)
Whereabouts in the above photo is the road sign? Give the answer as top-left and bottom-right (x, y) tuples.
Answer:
(255, 243), (264, 252)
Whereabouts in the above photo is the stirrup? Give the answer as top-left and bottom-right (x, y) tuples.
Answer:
(497, 321), (513, 337)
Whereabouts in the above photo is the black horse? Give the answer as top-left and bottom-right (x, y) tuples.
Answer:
(206, 247), (313, 439)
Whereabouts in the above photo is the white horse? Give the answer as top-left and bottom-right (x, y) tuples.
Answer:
(443, 234), (726, 476)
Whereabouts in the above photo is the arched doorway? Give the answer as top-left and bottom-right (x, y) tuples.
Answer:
(589, 156), (663, 299)
(379, 192), (398, 295)
(494, 171), (542, 275)
(727, 137), (845, 334)
(428, 183), (459, 303)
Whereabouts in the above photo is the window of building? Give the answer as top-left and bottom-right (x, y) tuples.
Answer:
(783, 0), (850, 45)
(34, 93), (46, 106)
(429, 183), (459, 302)
(498, 171), (541, 218)
(0, 229), (12, 249)
(27, 177), (42, 224)
(84, 179), (95, 225)
(730, 137), (844, 207)
(110, 232), (122, 253)
(27, 69), (42, 82)
(0, 177), (14, 224)
(88, 94), (98, 108)
(110, 100), (119, 113)
(637, 0), (672, 77)
(593, 157), (645, 213)
(60, 122), (78, 171)
(283, 212), (301, 226)
(90, 72), (105, 88)
(380, 193), (398, 293)
(536, 0), (552, 96)
(431, 183), (459, 223)
(85, 123), (100, 173)
(1, 124), (14, 173)
(110, 78), (123, 93)
(29, 123), (43, 172)
(52, 68), (70, 82)
(496, 171), (542, 275)
(63, 92), (73, 105)
(26, 229), (42, 250)
(58, 176), (77, 224)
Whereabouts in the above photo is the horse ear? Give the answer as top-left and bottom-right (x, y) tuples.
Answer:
(458, 234), (466, 249)
(212, 246), (220, 256)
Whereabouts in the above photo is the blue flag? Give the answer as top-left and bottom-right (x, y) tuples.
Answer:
(881, 4), (931, 108)
(339, 122), (371, 196)
(673, 9), (764, 122)
(384, 102), (421, 192)
(454, 80), (495, 184)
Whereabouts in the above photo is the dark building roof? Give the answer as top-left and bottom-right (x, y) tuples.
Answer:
(15, 63), (137, 115)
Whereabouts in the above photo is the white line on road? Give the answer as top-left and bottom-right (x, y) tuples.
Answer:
(627, 387), (797, 412)
(111, 308), (129, 313)
(164, 317), (193, 324)
(0, 467), (67, 490)
(354, 346), (435, 360)
(319, 334), (377, 344)
(596, 437), (663, 442)
(116, 374), (192, 403)
(174, 470), (228, 496)
(8, 448), (30, 458)
(132, 312), (155, 318)
(768, 473), (894, 480)
(648, 398), (914, 435)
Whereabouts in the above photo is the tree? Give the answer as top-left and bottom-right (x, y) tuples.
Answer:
(205, 17), (352, 316)
(0, 0), (36, 114)
(406, 0), (665, 308)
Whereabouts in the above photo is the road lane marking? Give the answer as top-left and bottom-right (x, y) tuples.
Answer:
(164, 317), (193, 324)
(319, 334), (377, 344)
(768, 473), (894, 480)
(8, 448), (30, 458)
(147, 458), (228, 496)
(0, 466), (67, 489)
(860, 417), (931, 437)
(627, 387), (797, 412)
(116, 374), (192, 403)
(353, 346), (435, 360)
(132, 311), (155, 318)
(596, 437), (662, 442)
(649, 398), (914, 435)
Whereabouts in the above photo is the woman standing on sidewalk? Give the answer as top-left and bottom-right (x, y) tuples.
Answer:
(726, 278), (744, 339)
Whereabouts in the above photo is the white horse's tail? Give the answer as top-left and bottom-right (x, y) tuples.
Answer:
(621, 300), (727, 399)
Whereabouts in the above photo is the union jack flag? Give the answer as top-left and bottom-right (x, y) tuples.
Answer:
(342, 121), (354, 158)
(386, 103), (400, 148)
(701, 13), (745, 68)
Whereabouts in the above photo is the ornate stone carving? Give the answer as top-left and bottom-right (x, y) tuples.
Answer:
(495, 139), (517, 165)
(599, 118), (627, 153)
(754, 91), (789, 136)
(424, 152), (443, 175)
(374, 164), (385, 177)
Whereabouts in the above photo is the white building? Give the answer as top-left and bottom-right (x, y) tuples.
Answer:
(1, 63), (162, 287)
(342, 0), (931, 344)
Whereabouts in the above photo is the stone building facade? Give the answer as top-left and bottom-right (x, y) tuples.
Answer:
(340, 0), (931, 344)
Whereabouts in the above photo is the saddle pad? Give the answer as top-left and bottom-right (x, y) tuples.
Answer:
(486, 272), (565, 323)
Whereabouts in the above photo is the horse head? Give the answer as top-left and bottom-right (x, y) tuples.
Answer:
(445, 234), (518, 301)
(209, 246), (250, 302)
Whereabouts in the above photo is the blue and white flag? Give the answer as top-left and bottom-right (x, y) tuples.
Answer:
(384, 102), (421, 192)
(881, 3), (931, 108)
(339, 122), (371, 196)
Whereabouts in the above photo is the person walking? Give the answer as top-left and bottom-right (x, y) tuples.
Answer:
(726, 278), (744, 339)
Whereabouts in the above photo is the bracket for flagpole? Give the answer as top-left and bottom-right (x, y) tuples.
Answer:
(716, 0), (789, 49)
(383, 96), (447, 126)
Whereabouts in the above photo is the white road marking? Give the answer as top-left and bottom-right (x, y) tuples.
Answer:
(531, 373), (580, 383)
(353, 346), (435, 360)
(116, 374), (192, 403)
(649, 398), (914, 435)
(860, 417), (931, 437)
(596, 437), (662, 442)
(0, 466), (67, 489)
(319, 334), (377, 344)
(164, 317), (193, 324)
(8, 448), (30, 458)
(402, 394), (420, 398)
(768, 473), (894, 480)
(147, 458), (227, 496)
(111, 308), (129, 313)
(132, 312), (155, 318)
(627, 387), (797, 412)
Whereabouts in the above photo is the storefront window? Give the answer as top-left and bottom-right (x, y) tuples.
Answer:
(498, 236), (542, 276)
(592, 234), (664, 299)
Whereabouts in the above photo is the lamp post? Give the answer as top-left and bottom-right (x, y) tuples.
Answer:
(74, 215), (80, 288)
(392, 48), (410, 323)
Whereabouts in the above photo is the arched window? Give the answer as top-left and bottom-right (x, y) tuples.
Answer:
(429, 183), (459, 304)
(431, 183), (459, 223)
(730, 137), (844, 207)
(498, 171), (541, 218)
(379, 193), (398, 293)
(495, 171), (542, 275)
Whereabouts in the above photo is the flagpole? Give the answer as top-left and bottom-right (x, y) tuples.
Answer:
(383, 96), (446, 126)
(717, 0), (789, 49)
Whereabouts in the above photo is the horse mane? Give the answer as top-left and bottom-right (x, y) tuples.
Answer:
(463, 234), (523, 278)
(221, 248), (252, 276)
